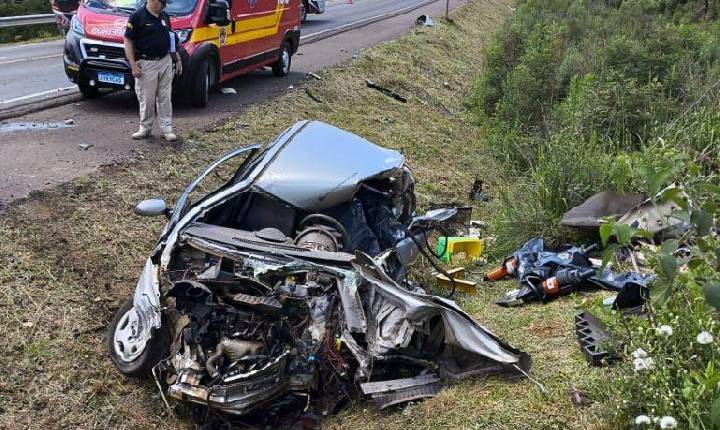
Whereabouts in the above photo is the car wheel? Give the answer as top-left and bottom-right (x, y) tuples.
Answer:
(107, 298), (170, 377)
(78, 82), (99, 98)
(190, 58), (211, 108)
(272, 41), (292, 77)
(301, 1), (308, 23)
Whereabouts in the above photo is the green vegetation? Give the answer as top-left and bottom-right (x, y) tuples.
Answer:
(472, 0), (720, 427)
(471, 0), (720, 256)
(0, 0), (60, 44)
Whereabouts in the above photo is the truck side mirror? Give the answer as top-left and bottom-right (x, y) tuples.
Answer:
(135, 198), (173, 219)
(207, 0), (230, 26)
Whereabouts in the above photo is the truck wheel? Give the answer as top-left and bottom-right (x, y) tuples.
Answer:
(107, 298), (170, 377)
(301, 1), (308, 23)
(272, 42), (292, 77)
(78, 82), (99, 98)
(190, 58), (211, 108)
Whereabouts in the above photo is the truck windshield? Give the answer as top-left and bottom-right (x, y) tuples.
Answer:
(85, 0), (197, 16)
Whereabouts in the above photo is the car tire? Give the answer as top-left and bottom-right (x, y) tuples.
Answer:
(78, 82), (99, 98)
(301, 1), (308, 23)
(190, 58), (211, 108)
(272, 41), (292, 77)
(107, 298), (170, 377)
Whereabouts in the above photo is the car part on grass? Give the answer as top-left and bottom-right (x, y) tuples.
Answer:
(469, 179), (491, 202)
(416, 14), (434, 27)
(575, 311), (618, 366)
(489, 238), (652, 307)
(436, 236), (484, 263)
(109, 121), (531, 427)
(365, 79), (408, 103)
(561, 185), (697, 239)
(436, 267), (477, 293)
(560, 191), (646, 230)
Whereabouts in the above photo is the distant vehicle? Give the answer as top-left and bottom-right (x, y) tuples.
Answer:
(300, 0), (324, 23)
(51, 0), (80, 34)
(63, 0), (301, 107)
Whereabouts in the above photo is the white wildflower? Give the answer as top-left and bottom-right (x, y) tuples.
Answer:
(697, 331), (714, 345)
(656, 325), (673, 337)
(659, 416), (677, 429)
(632, 348), (648, 359)
(633, 357), (655, 372)
(634, 415), (652, 425)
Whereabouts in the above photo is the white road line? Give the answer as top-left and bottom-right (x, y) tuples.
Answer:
(300, 0), (438, 42)
(0, 53), (62, 65)
(1, 86), (76, 104)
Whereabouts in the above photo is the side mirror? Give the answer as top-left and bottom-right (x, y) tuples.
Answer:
(135, 198), (172, 218)
(207, 0), (230, 26)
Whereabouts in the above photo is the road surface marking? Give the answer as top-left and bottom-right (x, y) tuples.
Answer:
(1, 86), (76, 104)
(0, 53), (62, 65)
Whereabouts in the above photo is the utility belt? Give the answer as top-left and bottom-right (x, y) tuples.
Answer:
(137, 53), (169, 61)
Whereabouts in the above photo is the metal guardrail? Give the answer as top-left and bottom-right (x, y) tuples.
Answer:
(0, 14), (56, 29)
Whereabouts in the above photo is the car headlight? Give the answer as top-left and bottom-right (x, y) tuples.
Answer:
(70, 15), (84, 36)
(175, 29), (191, 44)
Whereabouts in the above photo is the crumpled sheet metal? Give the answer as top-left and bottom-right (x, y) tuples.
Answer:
(355, 254), (530, 374)
(561, 185), (693, 238)
(560, 191), (645, 229)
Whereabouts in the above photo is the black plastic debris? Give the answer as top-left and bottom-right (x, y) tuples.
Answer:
(365, 79), (408, 103)
(468, 179), (490, 202)
(575, 311), (618, 366)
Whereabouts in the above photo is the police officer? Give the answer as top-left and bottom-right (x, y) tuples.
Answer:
(123, 0), (181, 142)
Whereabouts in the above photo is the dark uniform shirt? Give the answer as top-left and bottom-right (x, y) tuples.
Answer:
(124, 7), (171, 59)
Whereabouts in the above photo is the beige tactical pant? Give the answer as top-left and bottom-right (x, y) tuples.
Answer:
(135, 55), (173, 134)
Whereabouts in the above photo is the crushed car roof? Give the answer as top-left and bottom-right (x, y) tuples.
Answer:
(252, 120), (406, 211)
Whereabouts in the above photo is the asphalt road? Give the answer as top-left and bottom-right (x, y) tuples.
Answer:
(0, 0), (433, 106)
(0, 0), (466, 208)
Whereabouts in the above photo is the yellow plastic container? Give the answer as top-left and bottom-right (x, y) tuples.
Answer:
(436, 236), (484, 263)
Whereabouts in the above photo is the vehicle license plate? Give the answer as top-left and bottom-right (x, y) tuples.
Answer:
(97, 71), (124, 85)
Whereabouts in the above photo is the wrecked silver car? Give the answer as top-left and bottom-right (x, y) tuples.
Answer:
(107, 120), (531, 426)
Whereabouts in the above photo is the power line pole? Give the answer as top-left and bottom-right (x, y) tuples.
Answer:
(445, 0), (449, 19)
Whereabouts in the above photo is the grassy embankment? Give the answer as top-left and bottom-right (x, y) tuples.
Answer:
(0, 0), (615, 428)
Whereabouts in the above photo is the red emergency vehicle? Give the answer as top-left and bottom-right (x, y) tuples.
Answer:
(63, 0), (300, 107)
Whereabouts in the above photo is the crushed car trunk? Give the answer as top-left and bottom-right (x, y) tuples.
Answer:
(108, 120), (530, 427)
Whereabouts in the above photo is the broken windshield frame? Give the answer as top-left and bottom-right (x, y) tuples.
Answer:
(168, 144), (263, 230)
(85, 0), (198, 16)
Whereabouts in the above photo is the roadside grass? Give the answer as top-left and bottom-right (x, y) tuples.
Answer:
(0, 0), (610, 428)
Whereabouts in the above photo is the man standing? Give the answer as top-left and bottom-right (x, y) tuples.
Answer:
(123, 0), (181, 142)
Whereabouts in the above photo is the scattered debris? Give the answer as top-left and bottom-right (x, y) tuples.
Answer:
(436, 267), (477, 293)
(569, 385), (590, 407)
(575, 311), (618, 366)
(416, 14), (434, 27)
(305, 72), (323, 81)
(469, 179), (490, 202)
(436, 236), (484, 263)
(78, 143), (92, 151)
(305, 88), (324, 103)
(288, 85), (295, 90)
(108, 121), (530, 427)
(561, 190), (645, 230)
(488, 238), (651, 307)
(220, 87), (237, 95)
(443, 81), (451, 88)
(64, 118), (75, 125)
(365, 79), (407, 103)
(562, 185), (697, 239)
(21, 321), (34, 328)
